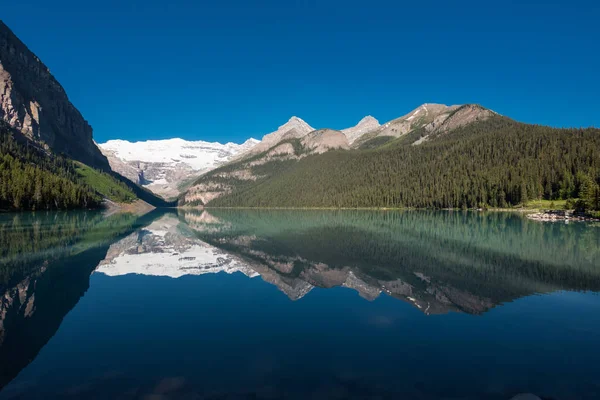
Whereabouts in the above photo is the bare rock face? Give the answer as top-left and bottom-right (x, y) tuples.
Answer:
(369, 104), (460, 139)
(352, 103), (495, 147)
(432, 104), (494, 133)
(0, 21), (109, 170)
(301, 129), (349, 154)
(342, 116), (380, 144)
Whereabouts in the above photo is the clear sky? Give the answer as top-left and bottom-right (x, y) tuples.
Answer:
(3, 0), (599, 144)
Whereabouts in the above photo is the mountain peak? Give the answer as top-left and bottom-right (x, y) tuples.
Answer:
(357, 115), (380, 125)
(342, 116), (381, 144)
(280, 116), (314, 132)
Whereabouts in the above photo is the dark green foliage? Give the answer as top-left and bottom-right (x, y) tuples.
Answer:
(357, 136), (394, 149)
(0, 122), (174, 210)
(207, 117), (600, 209)
(183, 209), (600, 304)
(74, 162), (137, 203)
(0, 211), (140, 287)
(0, 124), (103, 211)
(0, 209), (164, 388)
(579, 173), (600, 211)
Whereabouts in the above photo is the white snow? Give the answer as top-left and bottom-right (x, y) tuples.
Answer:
(99, 137), (260, 172)
(95, 217), (260, 279)
(96, 244), (259, 279)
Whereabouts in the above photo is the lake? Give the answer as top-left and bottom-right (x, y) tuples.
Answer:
(0, 209), (599, 399)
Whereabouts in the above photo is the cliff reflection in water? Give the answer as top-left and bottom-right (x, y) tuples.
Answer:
(0, 211), (159, 389)
(180, 209), (600, 315)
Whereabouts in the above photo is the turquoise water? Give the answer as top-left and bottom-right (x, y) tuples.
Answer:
(0, 210), (599, 399)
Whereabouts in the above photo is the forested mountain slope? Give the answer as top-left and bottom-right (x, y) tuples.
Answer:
(182, 115), (600, 210)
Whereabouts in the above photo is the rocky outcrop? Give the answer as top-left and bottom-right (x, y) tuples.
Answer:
(301, 129), (349, 154)
(352, 104), (457, 146)
(0, 21), (110, 170)
(526, 210), (600, 223)
(351, 103), (496, 147)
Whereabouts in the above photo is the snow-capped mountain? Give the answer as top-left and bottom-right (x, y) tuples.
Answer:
(98, 137), (259, 199)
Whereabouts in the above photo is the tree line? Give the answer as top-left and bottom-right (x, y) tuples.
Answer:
(0, 124), (103, 211)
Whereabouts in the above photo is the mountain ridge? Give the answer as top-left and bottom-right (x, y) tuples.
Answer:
(181, 111), (600, 211)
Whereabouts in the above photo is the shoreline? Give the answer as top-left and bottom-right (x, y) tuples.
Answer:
(178, 205), (600, 223)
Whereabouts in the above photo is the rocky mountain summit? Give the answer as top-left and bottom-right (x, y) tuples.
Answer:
(342, 115), (380, 144)
(351, 103), (494, 147)
(0, 21), (109, 170)
(238, 116), (314, 158)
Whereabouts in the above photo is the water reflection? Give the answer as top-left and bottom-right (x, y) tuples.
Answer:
(0, 211), (160, 389)
(180, 209), (600, 314)
(0, 209), (599, 399)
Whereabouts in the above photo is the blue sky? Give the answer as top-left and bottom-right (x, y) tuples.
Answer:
(3, 0), (599, 143)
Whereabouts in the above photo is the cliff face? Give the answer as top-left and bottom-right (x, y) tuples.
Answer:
(0, 21), (109, 170)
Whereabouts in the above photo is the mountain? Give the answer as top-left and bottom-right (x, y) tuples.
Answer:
(98, 138), (259, 199)
(237, 116), (314, 159)
(0, 21), (171, 211)
(181, 104), (600, 210)
(0, 21), (109, 170)
(342, 115), (380, 144)
(352, 103), (494, 148)
(181, 126), (351, 206)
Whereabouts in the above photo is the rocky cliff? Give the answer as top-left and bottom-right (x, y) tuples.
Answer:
(0, 21), (109, 170)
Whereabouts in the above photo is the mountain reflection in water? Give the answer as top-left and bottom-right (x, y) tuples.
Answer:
(0, 209), (599, 399)
(179, 209), (600, 314)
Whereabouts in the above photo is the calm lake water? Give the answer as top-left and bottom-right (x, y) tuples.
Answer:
(0, 209), (599, 400)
